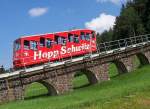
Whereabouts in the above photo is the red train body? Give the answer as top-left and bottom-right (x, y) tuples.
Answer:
(13, 29), (97, 68)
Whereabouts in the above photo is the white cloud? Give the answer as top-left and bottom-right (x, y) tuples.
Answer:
(96, 0), (127, 5)
(85, 13), (116, 34)
(28, 7), (48, 17)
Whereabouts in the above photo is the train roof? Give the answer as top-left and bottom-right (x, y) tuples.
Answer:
(20, 29), (94, 39)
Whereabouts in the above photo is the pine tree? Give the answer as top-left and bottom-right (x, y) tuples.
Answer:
(96, 29), (113, 43)
(132, 0), (147, 16)
(113, 2), (145, 40)
(143, 0), (150, 33)
(96, 33), (101, 44)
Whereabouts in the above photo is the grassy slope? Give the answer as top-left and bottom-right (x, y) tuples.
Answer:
(0, 64), (150, 109)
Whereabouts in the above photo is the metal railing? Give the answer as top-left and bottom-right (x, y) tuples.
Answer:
(97, 34), (150, 53)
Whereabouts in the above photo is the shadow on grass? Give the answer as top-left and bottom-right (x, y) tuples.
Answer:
(25, 83), (91, 100)
(73, 83), (91, 90)
(25, 93), (49, 100)
(110, 74), (120, 79)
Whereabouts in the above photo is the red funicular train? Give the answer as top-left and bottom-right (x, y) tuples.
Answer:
(13, 29), (97, 69)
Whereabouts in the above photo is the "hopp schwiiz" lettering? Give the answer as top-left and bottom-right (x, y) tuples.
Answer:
(34, 43), (94, 60)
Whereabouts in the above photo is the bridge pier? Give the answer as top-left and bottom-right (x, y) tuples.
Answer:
(0, 79), (25, 103)
(71, 63), (109, 87)
(8, 86), (25, 101)
(40, 73), (73, 95)
(86, 63), (110, 82)
(144, 51), (150, 63)
(114, 56), (136, 74)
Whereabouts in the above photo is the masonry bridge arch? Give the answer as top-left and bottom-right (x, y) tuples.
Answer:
(24, 81), (57, 99)
(37, 80), (57, 96)
(72, 69), (99, 89)
(136, 52), (150, 66)
(112, 60), (128, 74)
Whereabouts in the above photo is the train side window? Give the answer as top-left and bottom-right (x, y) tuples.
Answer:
(74, 35), (79, 43)
(55, 36), (66, 45)
(46, 39), (52, 48)
(58, 37), (62, 44)
(68, 34), (74, 42)
(55, 36), (61, 44)
(85, 33), (90, 41)
(61, 37), (66, 45)
(30, 41), (37, 50)
(40, 37), (45, 47)
(54, 36), (58, 44)
(24, 40), (30, 50)
(80, 32), (85, 40)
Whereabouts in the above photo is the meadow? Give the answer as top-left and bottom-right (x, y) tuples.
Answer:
(0, 60), (150, 109)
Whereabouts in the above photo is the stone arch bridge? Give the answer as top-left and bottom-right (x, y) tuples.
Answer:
(0, 35), (150, 103)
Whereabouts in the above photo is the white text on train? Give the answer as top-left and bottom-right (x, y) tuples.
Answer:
(34, 44), (91, 60)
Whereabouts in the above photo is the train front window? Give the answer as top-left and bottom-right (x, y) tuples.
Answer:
(24, 40), (30, 50)
(85, 33), (90, 41)
(30, 41), (37, 50)
(14, 40), (21, 51)
(92, 32), (95, 38)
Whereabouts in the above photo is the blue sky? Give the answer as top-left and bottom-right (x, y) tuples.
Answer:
(0, 0), (126, 68)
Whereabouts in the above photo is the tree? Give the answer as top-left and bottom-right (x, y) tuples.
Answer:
(96, 33), (101, 44)
(132, 0), (147, 17)
(97, 0), (147, 41)
(143, 0), (150, 33)
(113, 5), (145, 40)
(96, 29), (113, 44)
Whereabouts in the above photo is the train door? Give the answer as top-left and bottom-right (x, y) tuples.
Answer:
(79, 31), (92, 55)
(91, 31), (97, 52)
(84, 31), (97, 54)
(39, 36), (55, 63)
(85, 32), (91, 54)
(66, 33), (74, 58)
(13, 39), (22, 68)
(22, 39), (38, 66)
(54, 35), (67, 61)
(79, 31), (87, 55)
(45, 37), (54, 62)
(39, 37), (46, 63)
(73, 34), (80, 55)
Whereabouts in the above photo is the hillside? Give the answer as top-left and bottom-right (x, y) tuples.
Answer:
(0, 64), (150, 109)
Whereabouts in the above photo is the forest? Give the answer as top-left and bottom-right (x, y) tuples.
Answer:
(97, 0), (150, 43)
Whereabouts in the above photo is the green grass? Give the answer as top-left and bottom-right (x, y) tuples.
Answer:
(25, 82), (48, 98)
(109, 63), (118, 77)
(0, 64), (150, 109)
(73, 75), (89, 88)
